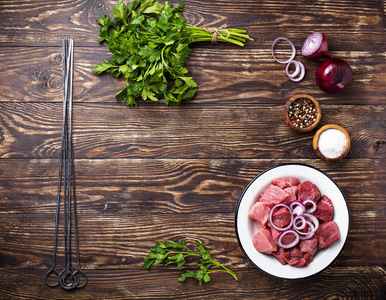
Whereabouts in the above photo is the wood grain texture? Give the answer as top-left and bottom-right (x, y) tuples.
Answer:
(0, 0), (385, 298)
(0, 47), (385, 105)
(0, 103), (384, 159)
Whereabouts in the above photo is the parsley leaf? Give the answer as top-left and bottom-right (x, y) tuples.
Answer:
(143, 239), (238, 286)
(94, 0), (252, 106)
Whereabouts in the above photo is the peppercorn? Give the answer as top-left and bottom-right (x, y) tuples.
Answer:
(287, 98), (318, 128)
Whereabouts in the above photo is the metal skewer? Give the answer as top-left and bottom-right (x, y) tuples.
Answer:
(45, 37), (87, 289)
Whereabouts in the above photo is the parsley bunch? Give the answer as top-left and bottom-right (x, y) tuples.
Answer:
(142, 239), (238, 286)
(93, 0), (252, 106)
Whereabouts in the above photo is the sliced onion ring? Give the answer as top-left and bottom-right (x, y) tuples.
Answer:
(285, 60), (300, 79)
(269, 203), (293, 231)
(286, 60), (305, 82)
(303, 199), (317, 213)
(293, 215), (306, 230)
(289, 200), (306, 216)
(277, 229), (300, 249)
(271, 37), (296, 64)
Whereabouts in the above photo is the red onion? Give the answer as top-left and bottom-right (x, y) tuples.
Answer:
(301, 31), (331, 59)
(285, 60), (305, 82)
(271, 37), (296, 64)
(315, 58), (353, 93)
(289, 200), (306, 215)
(269, 204), (293, 231)
(277, 229), (300, 249)
(303, 199), (317, 213)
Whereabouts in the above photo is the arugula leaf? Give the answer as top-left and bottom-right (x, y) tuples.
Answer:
(143, 239), (238, 286)
(94, 0), (252, 106)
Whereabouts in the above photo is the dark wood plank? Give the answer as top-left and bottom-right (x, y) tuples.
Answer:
(0, 0), (383, 51)
(0, 159), (385, 214)
(0, 266), (385, 299)
(0, 103), (384, 159)
(0, 47), (385, 105)
(0, 211), (385, 269)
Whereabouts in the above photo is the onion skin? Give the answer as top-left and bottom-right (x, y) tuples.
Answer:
(301, 31), (330, 59)
(315, 58), (353, 93)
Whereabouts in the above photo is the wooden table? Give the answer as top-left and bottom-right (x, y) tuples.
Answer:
(0, 0), (385, 299)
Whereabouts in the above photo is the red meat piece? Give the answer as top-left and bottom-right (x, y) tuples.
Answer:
(293, 253), (314, 267)
(284, 186), (298, 202)
(248, 201), (271, 229)
(272, 247), (287, 265)
(299, 235), (318, 256)
(313, 195), (334, 222)
(270, 206), (292, 229)
(271, 177), (299, 189)
(252, 228), (277, 254)
(297, 180), (321, 202)
(260, 184), (291, 208)
(317, 221), (340, 249)
(270, 226), (281, 245)
(281, 247), (304, 266)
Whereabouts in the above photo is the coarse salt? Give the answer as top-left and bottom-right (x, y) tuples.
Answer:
(318, 129), (347, 159)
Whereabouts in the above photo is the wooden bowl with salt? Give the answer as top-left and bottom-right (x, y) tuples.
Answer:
(283, 94), (322, 132)
(313, 124), (351, 161)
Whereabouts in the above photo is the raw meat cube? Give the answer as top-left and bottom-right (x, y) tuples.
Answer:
(284, 186), (298, 202)
(272, 247), (287, 265)
(281, 247), (304, 266)
(313, 195), (334, 222)
(271, 177), (299, 189)
(293, 253), (314, 267)
(299, 236), (318, 256)
(260, 184), (291, 208)
(297, 180), (321, 202)
(252, 228), (277, 254)
(317, 221), (340, 249)
(248, 202), (271, 229)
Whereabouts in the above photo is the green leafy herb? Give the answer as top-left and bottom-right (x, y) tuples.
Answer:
(93, 0), (252, 106)
(142, 239), (238, 286)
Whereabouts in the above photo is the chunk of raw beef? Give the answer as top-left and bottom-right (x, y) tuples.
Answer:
(317, 221), (340, 249)
(248, 202), (271, 229)
(284, 186), (298, 202)
(313, 195), (334, 222)
(299, 236), (318, 256)
(272, 247), (287, 265)
(297, 180), (321, 202)
(260, 184), (291, 207)
(271, 177), (299, 189)
(252, 228), (277, 254)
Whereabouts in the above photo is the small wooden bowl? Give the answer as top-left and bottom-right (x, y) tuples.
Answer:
(283, 94), (322, 132)
(313, 124), (351, 161)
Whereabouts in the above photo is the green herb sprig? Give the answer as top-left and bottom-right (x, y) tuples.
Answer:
(142, 239), (238, 286)
(93, 0), (252, 106)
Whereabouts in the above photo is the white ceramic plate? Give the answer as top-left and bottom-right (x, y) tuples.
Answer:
(235, 163), (350, 279)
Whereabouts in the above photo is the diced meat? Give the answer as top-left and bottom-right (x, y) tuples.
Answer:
(317, 221), (340, 249)
(270, 227), (281, 245)
(270, 206), (292, 229)
(248, 202), (271, 229)
(272, 247), (287, 265)
(299, 236), (318, 256)
(281, 247), (304, 266)
(260, 184), (291, 208)
(284, 186), (298, 202)
(252, 228), (277, 254)
(271, 177), (299, 189)
(297, 180), (321, 202)
(313, 195), (334, 222)
(293, 253), (314, 267)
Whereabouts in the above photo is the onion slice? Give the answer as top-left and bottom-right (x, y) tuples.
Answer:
(269, 204), (293, 231)
(303, 199), (317, 213)
(289, 200), (306, 216)
(301, 31), (330, 59)
(285, 60), (305, 82)
(271, 37), (296, 64)
(277, 229), (300, 249)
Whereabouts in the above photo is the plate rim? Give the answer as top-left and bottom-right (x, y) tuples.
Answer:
(234, 163), (351, 280)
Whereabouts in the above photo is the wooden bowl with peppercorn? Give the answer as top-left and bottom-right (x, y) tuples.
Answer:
(283, 94), (322, 132)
